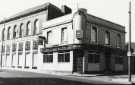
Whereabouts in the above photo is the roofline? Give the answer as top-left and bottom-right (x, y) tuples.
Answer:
(0, 2), (52, 24)
(87, 14), (125, 29)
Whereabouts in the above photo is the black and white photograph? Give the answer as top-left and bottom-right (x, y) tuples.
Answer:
(0, 0), (134, 85)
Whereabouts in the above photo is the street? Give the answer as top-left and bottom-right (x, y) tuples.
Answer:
(0, 70), (132, 85)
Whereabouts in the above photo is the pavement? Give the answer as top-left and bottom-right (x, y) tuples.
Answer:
(0, 68), (134, 85)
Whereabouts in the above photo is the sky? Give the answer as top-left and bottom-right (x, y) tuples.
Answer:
(0, 0), (133, 42)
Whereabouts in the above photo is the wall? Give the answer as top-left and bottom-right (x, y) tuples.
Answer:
(84, 22), (125, 49)
(43, 22), (73, 47)
(39, 51), (73, 72)
(0, 10), (47, 68)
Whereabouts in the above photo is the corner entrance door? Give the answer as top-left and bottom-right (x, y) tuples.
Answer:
(73, 50), (83, 73)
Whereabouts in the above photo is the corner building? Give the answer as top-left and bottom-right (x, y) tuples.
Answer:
(0, 3), (126, 74)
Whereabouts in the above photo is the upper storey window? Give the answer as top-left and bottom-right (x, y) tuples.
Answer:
(105, 31), (110, 45)
(13, 25), (17, 39)
(19, 23), (23, 38)
(33, 19), (40, 35)
(91, 26), (97, 43)
(117, 34), (121, 47)
(7, 26), (11, 40)
(26, 21), (31, 36)
(61, 27), (68, 44)
(47, 31), (52, 44)
(2, 28), (5, 41)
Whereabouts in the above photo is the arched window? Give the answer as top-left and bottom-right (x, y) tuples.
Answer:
(13, 25), (17, 38)
(117, 34), (121, 47)
(2, 28), (5, 41)
(105, 31), (110, 45)
(34, 19), (39, 35)
(7, 26), (11, 40)
(19, 23), (23, 38)
(26, 21), (31, 36)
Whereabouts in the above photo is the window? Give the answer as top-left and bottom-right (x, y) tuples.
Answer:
(88, 54), (100, 63)
(43, 53), (53, 63)
(47, 31), (52, 44)
(19, 23), (23, 38)
(6, 45), (10, 55)
(33, 40), (38, 50)
(61, 27), (68, 43)
(1, 45), (5, 53)
(25, 41), (30, 51)
(12, 43), (16, 52)
(7, 27), (11, 40)
(26, 21), (31, 36)
(105, 31), (110, 45)
(91, 26), (97, 43)
(115, 56), (123, 64)
(58, 51), (70, 62)
(34, 19), (39, 35)
(2, 28), (5, 41)
(117, 34), (121, 47)
(13, 25), (17, 38)
(18, 42), (23, 51)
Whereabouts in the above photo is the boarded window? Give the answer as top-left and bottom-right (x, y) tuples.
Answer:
(88, 54), (100, 63)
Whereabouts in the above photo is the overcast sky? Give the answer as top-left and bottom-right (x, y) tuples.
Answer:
(0, 0), (134, 42)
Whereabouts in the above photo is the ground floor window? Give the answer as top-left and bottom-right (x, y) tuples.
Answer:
(88, 53), (100, 63)
(115, 56), (123, 64)
(58, 51), (70, 62)
(43, 52), (53, 63)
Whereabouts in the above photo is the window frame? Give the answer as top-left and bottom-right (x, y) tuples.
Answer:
(2, 28), (5, 41)
(105, 31), (110, 45)
(26, 21), (31, 36)
(61, 27), (68, 44)
(33, 40), (38, 50)
(7, 26), (11, 40)
(33, 19), (39, 35)
(117, 34), (121, 48)
(43, 52), (53, 63)
(91, 25), (98, 43)
(25, 41), (31, 51)
(19, 23), (23, 38)
(47, 31), (52, 44)
(13, 25), (17, 39)
(58, 51), (70, 63)
(88, 53), (100, 63)
(12, 43), (17, 53)
(6, 45), (10, 55)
